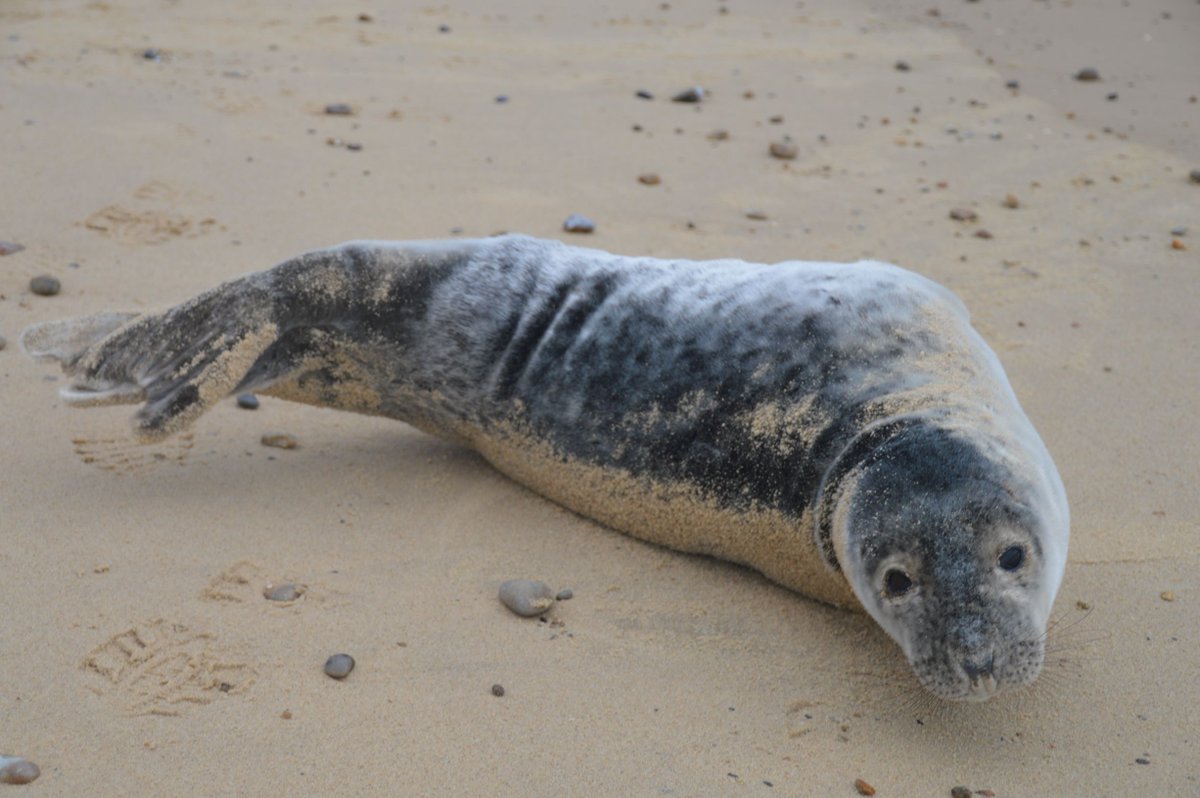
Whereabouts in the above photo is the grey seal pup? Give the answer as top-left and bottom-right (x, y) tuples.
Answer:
(22, 234), (1069, 701)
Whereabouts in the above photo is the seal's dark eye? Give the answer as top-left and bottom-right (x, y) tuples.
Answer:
(883, 568), (913, 597)
(998, 545), (1025, 572)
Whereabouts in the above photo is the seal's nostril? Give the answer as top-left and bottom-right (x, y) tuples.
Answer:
(961, 654), (994, 682)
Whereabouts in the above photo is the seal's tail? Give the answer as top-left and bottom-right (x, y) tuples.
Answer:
(22, 278), (280, 441)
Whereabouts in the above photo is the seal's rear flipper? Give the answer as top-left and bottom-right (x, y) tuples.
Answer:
(21, 312), (141, 369)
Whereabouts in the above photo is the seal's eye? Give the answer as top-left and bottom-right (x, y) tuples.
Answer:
(998, 544), (1025, 572)
(883, 568), (913, 597)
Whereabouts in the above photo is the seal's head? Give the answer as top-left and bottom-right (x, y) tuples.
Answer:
(825, 419), (1067, 701)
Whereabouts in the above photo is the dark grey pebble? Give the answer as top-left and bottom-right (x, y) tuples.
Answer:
(236, 393), (259, 410)
(0, 756), (40, 785)
(1074, 67), (1100, 82)
(672, 86), (704, 103)
(324, 654), (355, 679)
(30, 275), (61, 296)
(263, 582), (304, 602)
(0, 335), (6, 351)
(1135, 757), (1150, 765)
(325, 103), (354, 116)
(1170, 226), (1187, 237)
(438, 24), (451, 33)
(346, 142), (363, 151)
(142, 47), (162, 61)
(1189, 169), (1200, 184)
(768, 140), (798, 160)
(499, 579), (555, 617)
(745, 209), (769, 221)
(1006, 79), (1020, 90)
(950, 787), (971, 798)
(555, 588), (573, 601)
(635, 89), (654, 100)
(261, 433), (298, 449)
(563, 214), (596, 234)
(1106, 92), (1118, 101)
(894, 60), (911, 72)
(0, 241), (24, 256)
(491, 683), (505, 697)
(495, 95), (509, 104)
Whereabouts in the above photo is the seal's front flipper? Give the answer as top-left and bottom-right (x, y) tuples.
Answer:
(21, 312), (142, 369)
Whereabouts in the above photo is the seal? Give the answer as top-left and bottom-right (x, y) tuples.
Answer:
(22, 234), (1069, 701)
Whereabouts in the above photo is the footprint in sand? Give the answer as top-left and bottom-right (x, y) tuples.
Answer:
(81, 619), (256, 716)
(72, 432), (195, 475)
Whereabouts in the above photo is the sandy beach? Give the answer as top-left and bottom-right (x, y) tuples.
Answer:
(2, 0), (1197, 794)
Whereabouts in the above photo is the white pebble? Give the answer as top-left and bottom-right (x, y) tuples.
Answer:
(498, 579), (555, 617)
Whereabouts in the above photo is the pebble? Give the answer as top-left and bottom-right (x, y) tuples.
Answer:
(0, 335), (6, 351)
(1190, 169), (1200, 184)
(948, 207), (978, 222)
(0, 241), (24, 256)
(494, 95), (509, 104)
(894, 60), (911, 72)
(261, 433), (298, 449)
(706, 129), (730, 141)
(263, 582), (304, 602)
(438, 24), (451, 33)
(974, 229), (993, 239)
(29, 275), (61, 296)
(324, 102), (354, 116)
(142, 47), (162, 61)
(950, 787), (972, 798)
(324, 654), (355, 679)
(1161, 590), (1175, 602)
(854, 777), (876, 795)
(0, 756), (40, 785)
(768, 140), (798, 160)
(1106, 92), (1119, 101)
(1074, 67), (1100, 82)
(1169, 226), (1187, 237)
(236, 393), (260, 410)
(562, 214), (595, 234)
(1002, 193), (1020, 209)
(491, 683), (505, 697)
(346, 142), (364, 151)
(1005, 79), (1020, 90)
(498, 579), (555, 617)
(1172, 239), (1187, 250)
(671, 86), (704, 103)
(744, 209), (769, 221)
(1135, 757), (1150, 765)
(635, 89), (654, 100)
(638, 173), (661, 185)
(555, 588), (574, 601)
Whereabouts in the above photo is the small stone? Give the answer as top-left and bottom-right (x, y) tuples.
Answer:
(0, 335), (6, 351)
(671, 86), (704, 103)
(948, 207), (978, 222)
(1076, 600), (1091, 611)
(142, 47), (162, 61)
(638, 173), (661, 185)
(555, 588), (574, 601)
(324, 654), (355, 679)
(1106, 92), (1118, 101)
(358, 13), (373, 22)
(438, 24), (451, 33)
(854, 777), (876, 795)
(1074, 67), (1100, 82)
(280, 709), (293, 720)
(494, 95), (509, 104)
(1161, 590), (1175, 602)
(951, 787), (972, 798)
(563, 214), (595, 234)
(974, 229), (993, 239)
(745, 209), (769, 221)
(0, 757), (40, 785)
(769, 140), (798, 160)
(1169, 226), (1187, 237)
(261, 433), (298, 449)
(498, 579), (555, 617)
(1190, 169), (1200, 184)
(0, 241), (24, 256)
(324, 102), (354, 116)
(768, 115), (784, 124)
(1002, 193), (1020, 209)
(491, 683), (505, 696)
(1135, 757), (1150, 765)
(263, 582), (305, 602)
(29, 275), (61, 296)
(1005, 79), (1020, 90)
(346, 142), (363, 151)
(635, 89), (654, 100)
(1171, 239), (1187, 250)
(706, 129), (730, 141)
(236, 393), (260, 410)
(894, 60), (911, 72)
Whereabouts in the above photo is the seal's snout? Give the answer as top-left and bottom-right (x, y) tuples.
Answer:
(960, 652), (995, 683)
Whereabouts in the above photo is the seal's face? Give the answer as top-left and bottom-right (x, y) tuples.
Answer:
(834, 426), (1056, 701)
